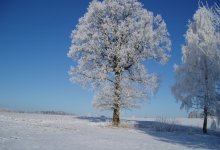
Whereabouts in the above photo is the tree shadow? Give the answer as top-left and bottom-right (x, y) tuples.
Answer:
(77, 116), (220, 150)
(77, 116), (111, 123)
(133, 120), (220, 150)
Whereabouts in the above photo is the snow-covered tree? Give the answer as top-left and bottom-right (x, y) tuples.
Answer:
(172, 4), (220, 133)
(68, 0), (171, 126)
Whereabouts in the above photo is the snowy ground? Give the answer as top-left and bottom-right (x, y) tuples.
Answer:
(0, 112), (220, 150)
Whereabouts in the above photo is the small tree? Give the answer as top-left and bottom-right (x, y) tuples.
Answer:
(172, 4), (220, 133)
(68, 0), (171, 126)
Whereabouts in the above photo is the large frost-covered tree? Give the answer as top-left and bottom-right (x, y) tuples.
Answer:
(172, 4), (220, 133)
(68, 0), (171, 126)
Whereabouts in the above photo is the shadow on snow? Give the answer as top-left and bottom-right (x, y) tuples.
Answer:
(134, 120), (220, 150)
(77, 116), (220, 150)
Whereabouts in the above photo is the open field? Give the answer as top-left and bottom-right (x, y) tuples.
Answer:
(0, 111), (220, 150)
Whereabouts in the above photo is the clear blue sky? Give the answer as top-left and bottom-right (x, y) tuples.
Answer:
(0, 0), (218, 117)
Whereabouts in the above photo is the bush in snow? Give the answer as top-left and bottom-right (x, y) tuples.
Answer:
(154, 116), (178, 132)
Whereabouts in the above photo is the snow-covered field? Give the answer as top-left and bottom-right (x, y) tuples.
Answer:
(0, 112), (220, 150)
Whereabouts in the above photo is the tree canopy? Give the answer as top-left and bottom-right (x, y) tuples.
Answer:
(68, 0), (171, 126)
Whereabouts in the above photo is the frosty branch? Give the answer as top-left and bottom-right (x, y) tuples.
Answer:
(68, 0), (171, 126)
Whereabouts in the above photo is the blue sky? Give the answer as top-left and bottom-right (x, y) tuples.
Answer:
(0, 0), (218, 117)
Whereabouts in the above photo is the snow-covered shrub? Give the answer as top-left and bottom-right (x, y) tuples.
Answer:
(119, 120), (136, 128)
(211, 119), (217, 130)
(188, 111), (203, 118)
(155, 116), (178, 132)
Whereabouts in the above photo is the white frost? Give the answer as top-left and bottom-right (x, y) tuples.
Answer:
(68, 0), (171, 111)
(172, 4), (220, 124)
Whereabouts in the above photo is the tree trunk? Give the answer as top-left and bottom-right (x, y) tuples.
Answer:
(203, 58), (208, 134)
(203, 106), (208, 134)
(113, 105), (120, 126)
(112, 67), (121, 127)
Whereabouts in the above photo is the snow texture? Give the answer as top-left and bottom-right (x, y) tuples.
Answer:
(0, 112), (220, 150)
